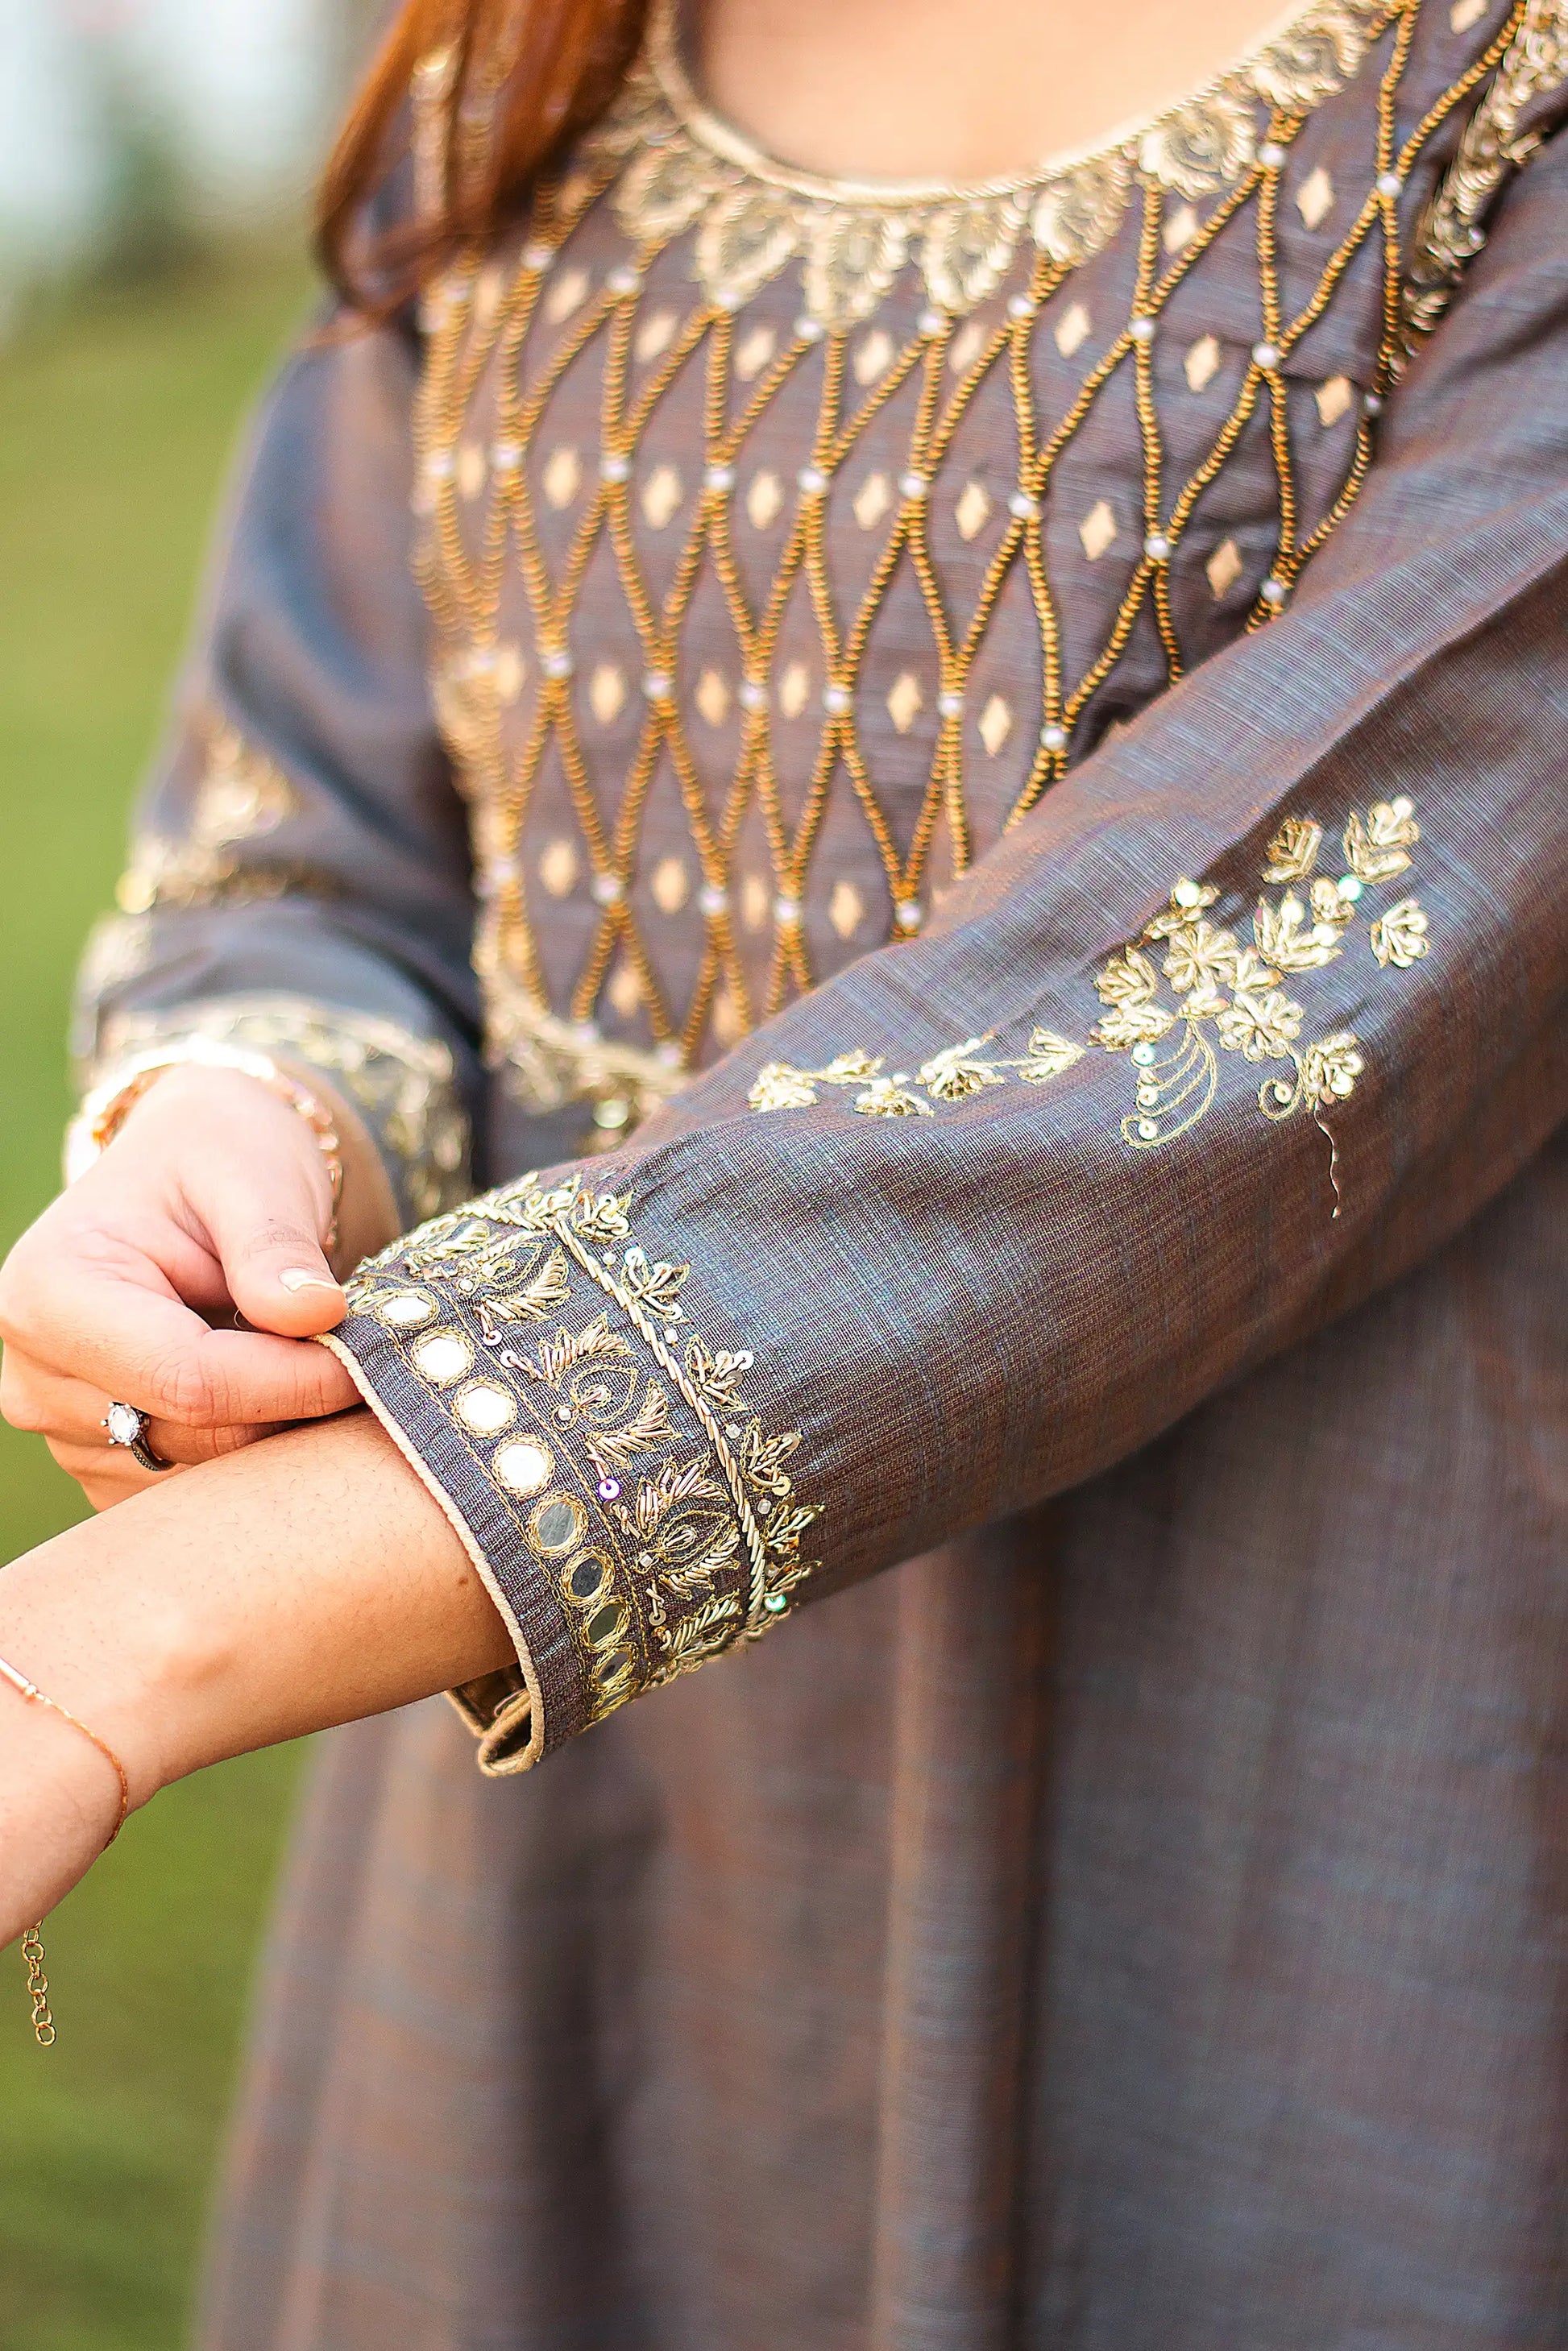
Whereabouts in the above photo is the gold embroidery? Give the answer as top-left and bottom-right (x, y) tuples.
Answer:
(748, 802), (1428, 1183)
(348, 1176), (821, 1740)
(116, 721), (303, 914)
(416, 0), (1508, 1124)
(611, 0), (1392, 326)
(1403, 0), (1568, 351)
(89, 993), (471, 1221)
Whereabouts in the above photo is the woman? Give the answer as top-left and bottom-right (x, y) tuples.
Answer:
(2, 0), (1566, 2336)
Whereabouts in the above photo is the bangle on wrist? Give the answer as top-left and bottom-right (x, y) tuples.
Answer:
(0, 1652), (131, 2050)
(67, 1039), (345, 1250)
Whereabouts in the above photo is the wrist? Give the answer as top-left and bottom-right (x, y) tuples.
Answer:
(0, 1516), (211, 1810)
(73, 1044), (345, 1249)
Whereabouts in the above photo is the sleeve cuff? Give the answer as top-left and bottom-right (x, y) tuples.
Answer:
(325, 1175), (822, 1773)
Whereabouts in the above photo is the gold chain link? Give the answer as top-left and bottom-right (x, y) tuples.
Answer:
(22, 1926), (55, 2047)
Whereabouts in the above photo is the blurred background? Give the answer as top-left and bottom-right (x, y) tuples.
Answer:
(1, 4), (377, 2342)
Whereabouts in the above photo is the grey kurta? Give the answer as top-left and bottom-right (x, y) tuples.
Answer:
(73, 0), (1568, 2340)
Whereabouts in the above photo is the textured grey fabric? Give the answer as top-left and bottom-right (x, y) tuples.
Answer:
(60, 7), (1568, 2343)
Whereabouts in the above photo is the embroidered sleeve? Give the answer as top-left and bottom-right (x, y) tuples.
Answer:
(749, 799), (1428, 1211)
(326, 1176), (819, 1773)
(320, 123), (1568, 1780)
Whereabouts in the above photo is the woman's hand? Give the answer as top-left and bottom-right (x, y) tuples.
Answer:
(0, 1065), (397, 1508)
(0, 1409), (514, 1949)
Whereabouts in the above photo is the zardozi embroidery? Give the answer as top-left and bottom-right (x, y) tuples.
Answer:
(749, 798), (1428, 1193)
(115, 720), (305, 915)
(347, 1176), (820, 1732)
(610, 0), (1396, 325)
(411, 0), (1513, 1129)
(1403, 0), (1568, 351)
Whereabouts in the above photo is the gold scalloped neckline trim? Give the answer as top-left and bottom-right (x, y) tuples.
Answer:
(596, 0), (1402, 321)
(645, 0), (1398, 206)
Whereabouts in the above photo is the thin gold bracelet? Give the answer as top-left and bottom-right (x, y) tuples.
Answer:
(67, 1038), (345, 1252)
(0, 1654), (131, 2049)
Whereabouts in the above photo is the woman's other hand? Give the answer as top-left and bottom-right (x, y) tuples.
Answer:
(0, 1411), (511, 1948)
(0, 1066), (396, 1507)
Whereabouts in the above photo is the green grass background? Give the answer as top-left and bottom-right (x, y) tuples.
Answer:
(0, 247), (317, 2350)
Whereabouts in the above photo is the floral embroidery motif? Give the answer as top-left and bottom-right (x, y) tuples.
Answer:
(417, 1), (1504, 1127)
(749, 801), (1427, 1177)
(1403, 0), (1568, 353)
(115, 720), (305, 915)
(348, 1176), (821, 1739)
(607, 0), (1394, 327)
(88, 994), (471, 1221)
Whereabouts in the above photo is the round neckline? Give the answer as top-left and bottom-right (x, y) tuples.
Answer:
(647, 0), (1385, 207)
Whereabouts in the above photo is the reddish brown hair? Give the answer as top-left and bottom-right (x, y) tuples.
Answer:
(317, 0), (649, 312)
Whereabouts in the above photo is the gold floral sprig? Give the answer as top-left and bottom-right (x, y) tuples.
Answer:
(749, 801), (1429, 1197)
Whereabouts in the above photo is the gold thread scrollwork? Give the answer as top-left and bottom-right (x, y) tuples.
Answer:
(349, 1176), (821, 1735)
(1402, 0), (1568, 355)
(116, 722), (307, 915)
(601, 0), (1394, 326)
(749, 801), (1428, 1200)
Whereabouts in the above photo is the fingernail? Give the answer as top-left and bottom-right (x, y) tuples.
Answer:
(280, 1268), (342, 1293)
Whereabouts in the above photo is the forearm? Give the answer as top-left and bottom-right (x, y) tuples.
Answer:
(0, 1408), (512, 1945)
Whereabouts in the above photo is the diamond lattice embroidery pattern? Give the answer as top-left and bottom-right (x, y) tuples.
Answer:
(413, 0), (1523, 1137)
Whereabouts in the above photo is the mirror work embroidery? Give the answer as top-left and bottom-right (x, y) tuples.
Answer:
(345, 1177), (822, 1760)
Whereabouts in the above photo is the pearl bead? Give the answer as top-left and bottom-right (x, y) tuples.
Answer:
(1376, 171), (1404, 199)
(540, 648), (574, 679)
(1259, 574), (1288, 607)
(704, 462), (735, 492)
(698, 884), (729, 917)
(1130, 315), (1157, 345)
(1336, 873), (1364, 902)
(795, 315), (825, 342)
(937, 691), (965, 720)
(1252, 340), (1281, 369)
(918, 308), (946, 337)
(1006, 292), (1034, 321)
(1144, 531), (1172, 562)
(894, 901), (923, 932)
(774, 894), (803, 926)
(605, 265), (638, 295)
(1008, 489), (1041, 521)
(521, 241), (554, 272)
(1258, 140), (1288, 170)
(643, 671), (673, 701)
(591, 872), (624, 904)
(599, 451), (631, 482)
(797, 463), (828, 497)
(900, 472), (930, 501)
(1137, 1117), (1159, 1141)
(738, 679), (769, 712)
(822, 684), (853, 716)
(1040, 723), (1068, 753)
